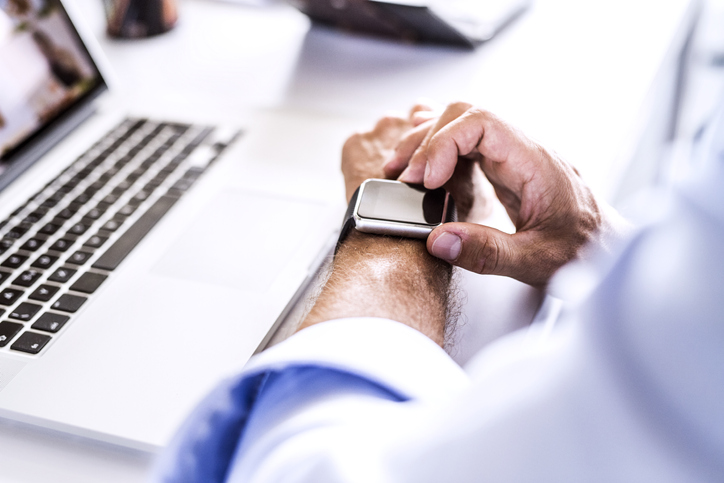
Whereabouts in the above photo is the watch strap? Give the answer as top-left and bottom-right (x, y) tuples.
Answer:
(445, 196), (457, 223)
(335, 186), (360, 254)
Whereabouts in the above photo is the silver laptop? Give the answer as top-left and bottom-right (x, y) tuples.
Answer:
(0, 0), (349, 450)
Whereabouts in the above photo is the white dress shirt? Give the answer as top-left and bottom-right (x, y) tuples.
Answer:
(153, 102), (724, 482)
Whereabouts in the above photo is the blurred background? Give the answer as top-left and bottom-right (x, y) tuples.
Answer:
(0, 0), (723, 481)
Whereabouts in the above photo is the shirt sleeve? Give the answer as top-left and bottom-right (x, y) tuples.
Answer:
(151, 317), (470, 483)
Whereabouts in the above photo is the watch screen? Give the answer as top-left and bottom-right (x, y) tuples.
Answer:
(358, 181), (446, 225)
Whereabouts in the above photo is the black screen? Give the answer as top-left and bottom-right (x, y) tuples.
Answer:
(357, 180), (446, 225)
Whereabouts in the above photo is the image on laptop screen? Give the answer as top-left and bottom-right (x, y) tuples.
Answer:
(0, 0), (103, 170)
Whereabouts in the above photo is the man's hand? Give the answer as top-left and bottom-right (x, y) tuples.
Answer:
(385, 102), (624, 288)
(341, 115), (414, 203)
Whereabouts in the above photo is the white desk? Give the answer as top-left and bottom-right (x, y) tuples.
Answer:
(0, 0), (697, 480)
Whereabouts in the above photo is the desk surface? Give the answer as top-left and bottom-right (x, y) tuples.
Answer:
(84, 0), (696, 197)
(0, 0), (696, 480)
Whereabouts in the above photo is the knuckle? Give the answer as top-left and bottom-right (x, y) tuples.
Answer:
(466, 107), (492, 121)
(410, 103), (432, 113)
(481, 236), (503, 274)
(345, 131), (364, 143)
(376, 115), (402, 130)
(342, 133), (363, 151)
(461, 231), (503, 275)
(448, 101), (473, 112)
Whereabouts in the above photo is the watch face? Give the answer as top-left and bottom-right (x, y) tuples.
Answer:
(357, 180), (446, 225)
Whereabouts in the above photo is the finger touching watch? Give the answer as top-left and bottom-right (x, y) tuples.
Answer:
(336, 179), (456, 251)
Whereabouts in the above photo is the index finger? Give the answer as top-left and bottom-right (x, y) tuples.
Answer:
(398, 102), (473, 185)
(424, 108), (530, 189)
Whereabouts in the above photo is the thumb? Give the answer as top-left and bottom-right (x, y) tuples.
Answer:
(427, 222), (516, 278)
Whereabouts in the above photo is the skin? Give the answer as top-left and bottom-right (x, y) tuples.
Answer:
(298, 230), (453, 346)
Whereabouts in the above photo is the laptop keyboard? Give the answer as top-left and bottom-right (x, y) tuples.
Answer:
(0, 118), (237, 356)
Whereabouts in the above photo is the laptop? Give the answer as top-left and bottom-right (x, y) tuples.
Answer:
(0, 0), (349, 450)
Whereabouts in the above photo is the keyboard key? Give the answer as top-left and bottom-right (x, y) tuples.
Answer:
(32, 313), (70, 333)
(72, 193), (92, 205)
(9, 302), (42, 322)
(52, 294), (87, 313)
(101, 167), (120, 180)
(148, 173), (168, 187)
(70, 272), (107, 294)
(116, 204), (137, 217)
(31, 254), (58, 269)
(100, 219), (123, 232)
(67, 251), (92, 265)
(56, 204), (80, 220)
(2, 254), (28, 269)
(6, 223), (31, 239)
(48, 267), (77, 283)
(51, 215), (70, 227)
(0, 288), (24, 306)
(58, 181), (77, 193)
(11, 331), (51, 354)
(20, 238), (45, 252)
(0, 321), (23, 347)
(23, 208), (48, 223)
(49, 238), (73, 252)
(0, 270), (10, 284)
(40, 197), (60, 208)
(66, 222), (91, 236)
(13, 270), (43, 287)
(9, 205), (26, 217)
(114, 179), (134, 191)
(84, 234), (108, 248)
(38, 222), (62, 235)
(29, 285), (60, 302)
(131, 190), (152, 203)
(82, 186), (99, 198)
(144, 179), (161, 191)
(89, 180), (107, 192)
(83, 207), (104, 221)
(93, 195), (178, 271)
(101, 193), (120, 205)
(130, 167), (148, 179)
(0, 238), (15, 251)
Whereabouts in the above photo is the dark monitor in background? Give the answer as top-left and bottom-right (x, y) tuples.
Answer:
(288, 0), (531, 48)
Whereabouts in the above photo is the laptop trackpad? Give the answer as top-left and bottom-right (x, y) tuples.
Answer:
(153, 189), (323, 291)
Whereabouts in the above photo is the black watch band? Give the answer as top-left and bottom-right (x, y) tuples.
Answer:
(336, 186), (360, 254)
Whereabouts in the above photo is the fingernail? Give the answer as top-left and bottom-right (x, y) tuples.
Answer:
(430, 232), (461, 261)
(424, 163), (431, 184)
(398, 167), (411, 182)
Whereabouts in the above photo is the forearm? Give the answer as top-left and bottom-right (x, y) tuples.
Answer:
(298, 231), (454, 346)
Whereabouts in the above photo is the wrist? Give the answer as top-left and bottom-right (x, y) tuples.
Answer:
(301, 230), (453, 346)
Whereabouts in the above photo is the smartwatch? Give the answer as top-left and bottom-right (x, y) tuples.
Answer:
(337, 179), (456, 251)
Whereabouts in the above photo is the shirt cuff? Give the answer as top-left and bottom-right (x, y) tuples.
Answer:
(241, 317), (471, 403)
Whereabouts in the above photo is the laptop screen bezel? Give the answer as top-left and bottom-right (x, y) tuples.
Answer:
(0, 0), (110, 192)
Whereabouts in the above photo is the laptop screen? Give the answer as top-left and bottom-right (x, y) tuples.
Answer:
(0, 0), (105, 176)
